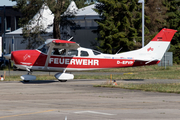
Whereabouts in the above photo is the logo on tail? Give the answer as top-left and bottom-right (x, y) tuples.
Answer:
(147, 47), (154, 52)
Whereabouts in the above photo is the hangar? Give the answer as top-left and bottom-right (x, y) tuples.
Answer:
(5, 1), (100, 53)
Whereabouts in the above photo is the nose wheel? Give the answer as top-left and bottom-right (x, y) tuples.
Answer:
(21, 69), (36, 82)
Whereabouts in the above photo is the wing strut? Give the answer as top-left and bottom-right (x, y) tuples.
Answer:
(68, 37), (73, 41)
(44, 43), (54, 70)
(63, 68), (67, 73)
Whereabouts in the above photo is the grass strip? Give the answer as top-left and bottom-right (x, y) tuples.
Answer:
(1, 65), (180, 81)
(94, 82), (180, 94)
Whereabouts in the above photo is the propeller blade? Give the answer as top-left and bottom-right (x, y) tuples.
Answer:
(4, 54), (11, 60)
(9, 42), (11, 54)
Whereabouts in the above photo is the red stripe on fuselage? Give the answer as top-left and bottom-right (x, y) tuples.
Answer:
(12, 50), (160, 69)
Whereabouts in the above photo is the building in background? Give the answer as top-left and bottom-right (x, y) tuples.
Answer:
(5, 4), (54, 53)
(63, 1), (100, 49)
(5, 1), (100, 53)
(0, 6), (22, 36)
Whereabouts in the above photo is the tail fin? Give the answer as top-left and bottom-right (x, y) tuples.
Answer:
(118, 28), (177, 61)
(151, 28), (177, 42)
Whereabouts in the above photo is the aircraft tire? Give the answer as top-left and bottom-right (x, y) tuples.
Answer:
(23, 80), (30, 83)
(59, 80), (67, 82)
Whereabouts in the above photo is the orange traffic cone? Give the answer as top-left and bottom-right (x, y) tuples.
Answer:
(0, 75), (4, 81)
(113, 80), (117, 85)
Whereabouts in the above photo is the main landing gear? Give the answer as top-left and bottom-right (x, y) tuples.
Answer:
(54, 69), (74, 82)
(54, 73), (74, 82)
(20, 68), (73, 82)
(58, 80), (67, 82)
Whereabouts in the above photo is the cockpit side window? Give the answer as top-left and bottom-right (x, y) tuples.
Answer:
(80, 51), (89, 57)
(37, 44), (49, 54)
(52, 48), (66, 56)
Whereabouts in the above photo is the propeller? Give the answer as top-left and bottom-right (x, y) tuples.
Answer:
(4, 54), (11, 60)
(3, 39), (12, 74)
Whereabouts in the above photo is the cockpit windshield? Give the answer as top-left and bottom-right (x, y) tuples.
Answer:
(37, 44), (49, 54)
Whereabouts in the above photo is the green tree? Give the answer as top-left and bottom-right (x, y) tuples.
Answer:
(143, 0), (167, 44)
(12, 0), (47, 49)
(163, 0), (180, 64)
(95, 0), (170, 53)
(95, 0), (141, 53)
(75, 0), (89, 8)
(11, 0), (90, 49)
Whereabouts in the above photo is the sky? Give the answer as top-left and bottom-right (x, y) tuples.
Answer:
(0, 0), (17, 6)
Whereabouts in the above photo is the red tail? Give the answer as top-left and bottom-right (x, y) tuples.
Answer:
(151, 28), (177, 42)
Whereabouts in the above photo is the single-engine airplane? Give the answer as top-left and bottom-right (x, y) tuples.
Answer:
(4, 28), (177, 82)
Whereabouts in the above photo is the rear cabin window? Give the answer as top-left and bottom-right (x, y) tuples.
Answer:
(67, 50), (78, 56)
(52, 48), (61, 55)
(93, 50), (101, 55)
(80, 51), (89, 57)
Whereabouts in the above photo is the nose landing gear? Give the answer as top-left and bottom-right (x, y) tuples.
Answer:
(21, 69), (36, 82)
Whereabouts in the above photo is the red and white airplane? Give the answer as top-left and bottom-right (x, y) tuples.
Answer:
(4, 28), (177, 82)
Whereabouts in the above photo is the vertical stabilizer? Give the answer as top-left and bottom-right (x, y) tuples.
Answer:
(118, 28), (177, 61)
(151, 28), (177, 42)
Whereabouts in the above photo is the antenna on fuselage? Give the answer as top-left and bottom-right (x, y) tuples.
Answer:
(67, 37), (73, 41)
(115, 47), (123, 54)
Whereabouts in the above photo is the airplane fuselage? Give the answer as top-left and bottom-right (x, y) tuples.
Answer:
(11, 48), (159, 72)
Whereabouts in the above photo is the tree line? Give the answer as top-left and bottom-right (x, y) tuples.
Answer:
(11, 0), (180, 64)
(95, 0), (180, 64)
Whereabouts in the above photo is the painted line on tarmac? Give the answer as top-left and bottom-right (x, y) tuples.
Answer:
(0, 109), (56, 119)
(74, 111), (115, 116)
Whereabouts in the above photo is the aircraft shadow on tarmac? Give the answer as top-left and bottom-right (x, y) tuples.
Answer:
(20, 80), (59, 84)
(122, 79), (144, 81)
(20, 79), (107, 84)
(20, 79), (144, 84)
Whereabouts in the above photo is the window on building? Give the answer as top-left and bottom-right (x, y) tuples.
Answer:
(15, 16), (20, 29)
(0, 17), (1, 32)
(79, 20), (85, 28)
(6, 16), (11, 32)
(86, 20), (92, 27)
(92, 20), (98, 27)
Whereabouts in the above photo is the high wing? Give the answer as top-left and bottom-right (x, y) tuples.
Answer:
(45, 39), (80, 49)
(44, 39), (80, 71)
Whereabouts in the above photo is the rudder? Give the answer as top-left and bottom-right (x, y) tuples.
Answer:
(151, 28), (177, 42)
